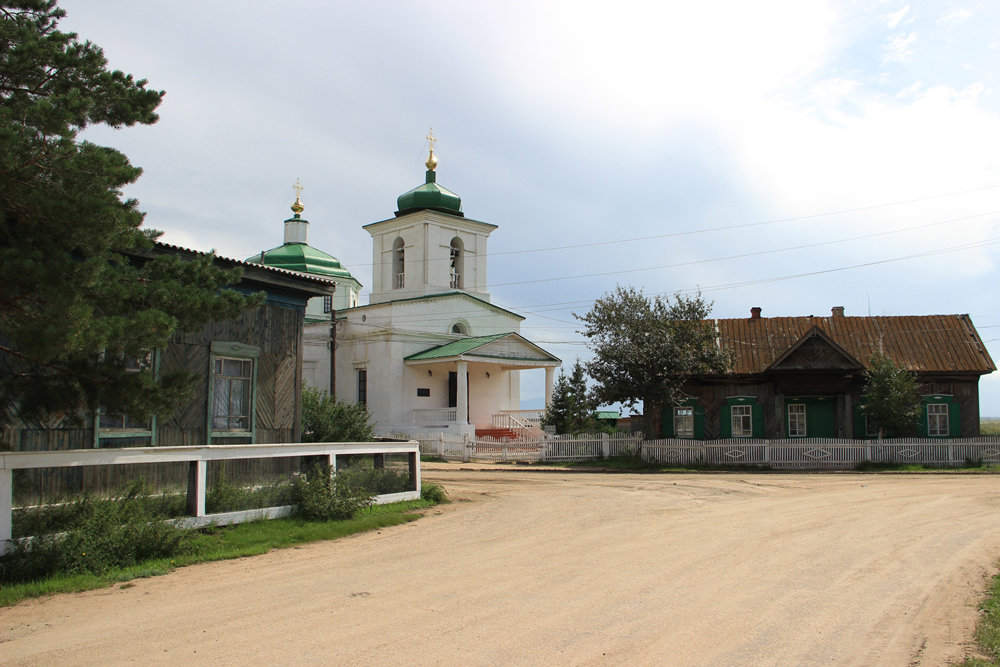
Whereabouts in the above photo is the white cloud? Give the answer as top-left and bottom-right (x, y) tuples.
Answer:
(885, 4), (910, 29)
(883, 32), (919, 64)
(939, 7), (973, 27)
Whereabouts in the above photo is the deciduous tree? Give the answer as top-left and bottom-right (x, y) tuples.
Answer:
(861, 350), (921, 438)
(0, 1), (261, 426)
(577, 286), (729, 437)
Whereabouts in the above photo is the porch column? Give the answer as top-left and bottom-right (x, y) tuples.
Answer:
(545, 366), (555, 409)
(457, 360), (468, 425)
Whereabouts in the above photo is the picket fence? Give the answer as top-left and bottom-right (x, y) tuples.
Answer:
(406, 432), (1000, 469)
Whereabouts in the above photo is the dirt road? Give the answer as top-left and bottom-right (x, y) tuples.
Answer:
(3, 466), (1000, 666)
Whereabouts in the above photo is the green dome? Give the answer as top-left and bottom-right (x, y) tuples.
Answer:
(249, 227), (358, 284)
(395, 169), (464, 217)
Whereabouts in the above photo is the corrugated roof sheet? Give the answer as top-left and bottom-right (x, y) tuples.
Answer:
(150, 242), (336, 286)
(718, 315), (995, 375)
(404, 333), (511, 361)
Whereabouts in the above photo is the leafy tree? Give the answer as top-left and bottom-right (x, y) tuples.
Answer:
(301, 387), (375, 442)
(861, 350), (921, 438)
(577, 286), (730, 437)
(541, 359), (603, 435)
(0, 1), (261, 426)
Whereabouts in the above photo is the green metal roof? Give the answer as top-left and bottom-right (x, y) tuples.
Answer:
(248, 223), (359, 285)
(404, 333), (510, 361)
(396, 170), (463, 218)
(596, 411), (620, 420)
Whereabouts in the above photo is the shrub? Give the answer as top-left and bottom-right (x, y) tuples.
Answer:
(291, 465), (375, 521)
(204, 472), (293, 514)
(421, 482), (448, 503)
(1, 481), (192, 583)
(302, 387), (375, 442)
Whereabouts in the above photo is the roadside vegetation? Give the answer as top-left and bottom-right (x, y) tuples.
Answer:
(955, 566), (1000, 667)
(981, 419), (1000, 436)
(0, 477), (448, 607)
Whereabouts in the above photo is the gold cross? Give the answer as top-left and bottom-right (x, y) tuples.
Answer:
(292, 178), (304, 200)
(426, 129), (436, 153)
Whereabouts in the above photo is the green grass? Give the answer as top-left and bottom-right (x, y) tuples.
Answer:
(981, 420), (1000, 437)
(855, 460), (1000, 472)
(954, 565), (1000, 666)
(0, 496), (440, 607)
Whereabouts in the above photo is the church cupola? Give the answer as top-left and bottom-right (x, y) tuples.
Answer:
(284, 179), (309, 244)
(395, 130), (464, 218)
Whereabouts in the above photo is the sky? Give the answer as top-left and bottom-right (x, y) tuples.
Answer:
(59, 0), (1000, 413)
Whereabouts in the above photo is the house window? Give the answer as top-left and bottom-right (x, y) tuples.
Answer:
(864, 413), (879, 437)
(674, 407), (694, 439)
(927, 404), (949, 437)
(788, 404), (807, 437)
(97, 351), (155, 446)
(357, 369), (368, 406)
(212, 357), (253, 431)
(732, 405), (752, 437)
(323, 295), (333, 313)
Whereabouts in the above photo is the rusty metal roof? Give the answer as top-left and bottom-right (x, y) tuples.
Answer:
(716, 315), (995, 375)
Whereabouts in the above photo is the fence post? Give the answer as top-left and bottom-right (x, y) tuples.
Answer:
(948, 443), (953, 466)
(0, 468), (11, 555)
(463, 433), (471, 463)
(602, 433), (610, 459)
(438, 432), (445, 458)
(186, 459), (206, 517)
(764, 442), (770, 465)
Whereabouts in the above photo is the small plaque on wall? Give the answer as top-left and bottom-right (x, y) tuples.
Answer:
(417, 388), (430, 397)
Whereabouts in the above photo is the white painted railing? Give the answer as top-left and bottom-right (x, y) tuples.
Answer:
(413, 408), (458, 424)
(0, 441), (421, 554)
(395, 272), (405, 289)
(498, 409), (545, 425)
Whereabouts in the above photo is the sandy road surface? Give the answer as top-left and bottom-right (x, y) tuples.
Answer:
(3, 467), (1000, 667)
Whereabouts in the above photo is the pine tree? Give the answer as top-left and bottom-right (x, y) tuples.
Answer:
(541, 359), (600, 435)
(0, 1), (262, 426)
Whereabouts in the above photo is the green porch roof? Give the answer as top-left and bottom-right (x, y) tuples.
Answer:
(404, 333), (510, 361)
(596, 411), (620, 420)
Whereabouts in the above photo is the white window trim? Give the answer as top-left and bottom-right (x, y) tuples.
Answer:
(674, 407), (694, 439)
(788, 404), (807, 438)
(927, 403), (950, 437)
(731, 405), (752, 438)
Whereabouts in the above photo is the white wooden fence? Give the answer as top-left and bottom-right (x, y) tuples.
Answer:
(0, 441), (421, 554)
(406, 432), (1000, 469)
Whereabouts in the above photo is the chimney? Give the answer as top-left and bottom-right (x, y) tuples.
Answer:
(750, 307), (762, 319)
(831, 306), (845, 317)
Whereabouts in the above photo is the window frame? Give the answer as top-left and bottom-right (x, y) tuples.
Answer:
(94, 350), (158, 448)
(787, 403), (807, 438)
(731, 405), (753, 438)
(927, 403), (950, 437)
(673, 407), (694, 439)
(207, 341), (260, 442)
(323, 295), (333, 313)
(357, 369), (368, 406)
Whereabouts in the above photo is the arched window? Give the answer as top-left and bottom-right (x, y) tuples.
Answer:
(450, 320), (470, 336)
(392, 237), (404, 289)
(449, 237), (464, 289)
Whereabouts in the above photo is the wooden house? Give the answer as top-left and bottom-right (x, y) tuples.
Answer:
(3, 242), (335, 453)
(663, 307), (995, 440)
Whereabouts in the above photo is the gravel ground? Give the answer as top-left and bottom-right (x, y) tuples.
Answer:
(3, 464), (1000, 666)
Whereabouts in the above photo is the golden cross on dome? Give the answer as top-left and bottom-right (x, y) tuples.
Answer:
(292, 179), (303, 200)
(426, 129), (436, 153)
(290, 178), (304, 214)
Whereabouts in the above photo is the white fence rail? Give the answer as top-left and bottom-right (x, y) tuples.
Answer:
(407, 432), (1000, 469)
(0, 441), (421, 554)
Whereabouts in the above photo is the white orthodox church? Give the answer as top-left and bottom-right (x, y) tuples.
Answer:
(253, 144), (560, 437)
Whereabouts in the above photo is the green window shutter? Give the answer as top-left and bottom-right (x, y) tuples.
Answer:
(720, 404), (732, 438)
(694, 406), (705, 440)
(661, 406), (674, 438)
(949, 402), (961, 437)
(752, 404), (764, 438)
(852, 404), (866, 439)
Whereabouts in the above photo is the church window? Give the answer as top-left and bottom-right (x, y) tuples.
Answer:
(450, 237), (464, 289)
(451, 321), (469, 336)
(393, 237), (405, 289)
(323, 295), (332, 313)
(357, 370), (368, 406)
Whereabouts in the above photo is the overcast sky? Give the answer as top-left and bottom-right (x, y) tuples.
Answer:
(60, 1), (1000, 413)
